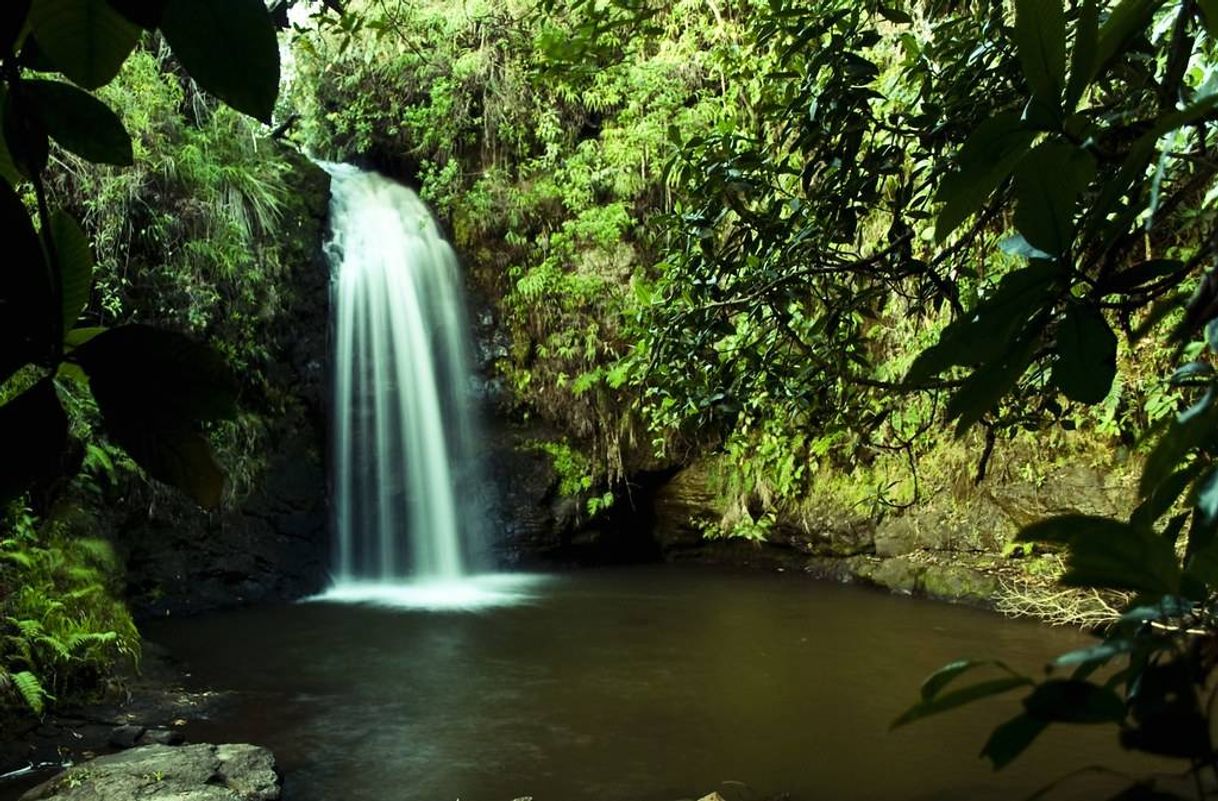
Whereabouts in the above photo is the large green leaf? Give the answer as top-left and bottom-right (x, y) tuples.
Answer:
(0, 0), (31, 54)
(1095, 0), (1169, 75)
(27, 0), (140, 90)
(0, 180), (52, 383)
(1013, 141), (1096, 257)
(159, 0), (280, 123)
(0, 87), (22, 185)
(26, 79), (132, 165)
(1139, 392), (1218, 500)
(1013, 0), (1066, 107)
(981, 713), (1048, 769)
(103, 425), (226, 507)
(1019, 515), (1181, 594)
(934, 112), (1037, 241)
(906, 262), (1058, 384)
(72, 324), (238, 424)
(104, 0), (168, 28)
(1052, 303), (1116, 404)
(946, 318), (1045, 436)
(919, 659), (1021, 701)
(0, 378), (69, 503)
(1130, 460), (1202, 529)
(49, 210), (93, 336)
(1065, 0), (1099, 110)
(71, 324), (238, 507)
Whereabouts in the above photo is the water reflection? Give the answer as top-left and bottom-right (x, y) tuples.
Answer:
(145, 567), (1166, 801)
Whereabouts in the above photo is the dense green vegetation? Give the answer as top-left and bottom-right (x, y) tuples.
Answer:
(7, 0), (1218, 796)
(292, 0), (1218, 794)
(0, 0), (297, 715)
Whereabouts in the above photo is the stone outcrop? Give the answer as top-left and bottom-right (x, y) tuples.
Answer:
(648, 455), (1134, 604)
(20, 744), (278, 801)
(117, 153), (333, 617)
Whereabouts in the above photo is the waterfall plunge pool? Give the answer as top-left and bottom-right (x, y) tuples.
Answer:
(143, 566), (1164, 801)
(308, 574), (549, 611)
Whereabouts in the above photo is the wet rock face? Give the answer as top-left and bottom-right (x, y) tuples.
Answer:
(646, 456), (1131, 604)
(483, 424), (572, 565)
(20, 744), (279, 801)
(118, 156), (333, 617)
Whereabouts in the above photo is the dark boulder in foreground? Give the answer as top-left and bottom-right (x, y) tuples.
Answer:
(20, 744), (278, 801)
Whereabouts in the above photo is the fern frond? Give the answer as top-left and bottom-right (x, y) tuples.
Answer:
(11, 671), (47, 715)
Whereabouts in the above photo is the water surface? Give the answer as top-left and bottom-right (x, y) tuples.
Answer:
(145, 567), (1166, 801)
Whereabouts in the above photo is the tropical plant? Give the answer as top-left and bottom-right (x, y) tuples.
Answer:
(0, 503), (138, 715)
(0, 0), (285, 509)
(882, 0), (1218, 797)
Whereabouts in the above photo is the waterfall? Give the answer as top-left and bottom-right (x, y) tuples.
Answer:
(323, 163), (492, 595)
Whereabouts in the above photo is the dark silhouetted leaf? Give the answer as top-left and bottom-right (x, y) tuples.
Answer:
(1052, 303), (1116, 404)
(0, 88), (22, 185)
(160, 0), (280, 123)
(1130, 460), (1202, 529)
(0, 378), (69, 503)
(26, 79), (132, 165)
(1105, 783), (1189, 801)
(1024, 679), (1125, 724)
(72, 324), (238, 424)
(919, 659), (1021, 701)
(1066, 0), (1098, 109)
(104, 0), (168, 28)
(1013, 0), (1065, 106)
(1104, 260), (1187, 295)
(3, 85), (49, 177)
(27, 0), (140, 89)
(981, 713), (1048, 769)
(906, 262), (1058, 384)
(934, 112), (1036, 241)
(1019, 515), (1181, 594)
(947, 319), (1045, 435)
(892, 677), (1033, 729)
(71, 324), (238, 507)
(1013, 141), (1096, 256)
(49, 210), (93, 335)
(0, 180), (52, 383)
(1202, 0), (1218, 38)
(1095, 0), (1169, 75)
(1140, 392), (1218, 500)
(0, 0), (31, 54)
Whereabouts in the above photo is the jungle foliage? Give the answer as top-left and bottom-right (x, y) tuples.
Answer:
(297, 0), (1218, 794)
(0, 0), (295, 715)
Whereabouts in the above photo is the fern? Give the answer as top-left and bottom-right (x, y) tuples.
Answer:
(11, 671), (47, 715)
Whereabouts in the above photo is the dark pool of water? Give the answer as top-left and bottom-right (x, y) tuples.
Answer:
(140, 567), (1165, 801)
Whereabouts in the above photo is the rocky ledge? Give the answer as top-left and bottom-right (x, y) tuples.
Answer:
(19, 744), (278, 801)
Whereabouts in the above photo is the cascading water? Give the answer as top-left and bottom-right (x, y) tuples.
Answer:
(317, 164), (537, 609)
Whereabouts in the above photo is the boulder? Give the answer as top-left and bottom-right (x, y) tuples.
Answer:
(20, 743), (278, 801)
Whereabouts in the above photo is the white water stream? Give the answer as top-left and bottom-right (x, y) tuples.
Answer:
(317, 164), (528, 609)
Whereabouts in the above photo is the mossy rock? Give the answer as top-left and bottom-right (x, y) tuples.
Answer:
(920, 565), (999, 602)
